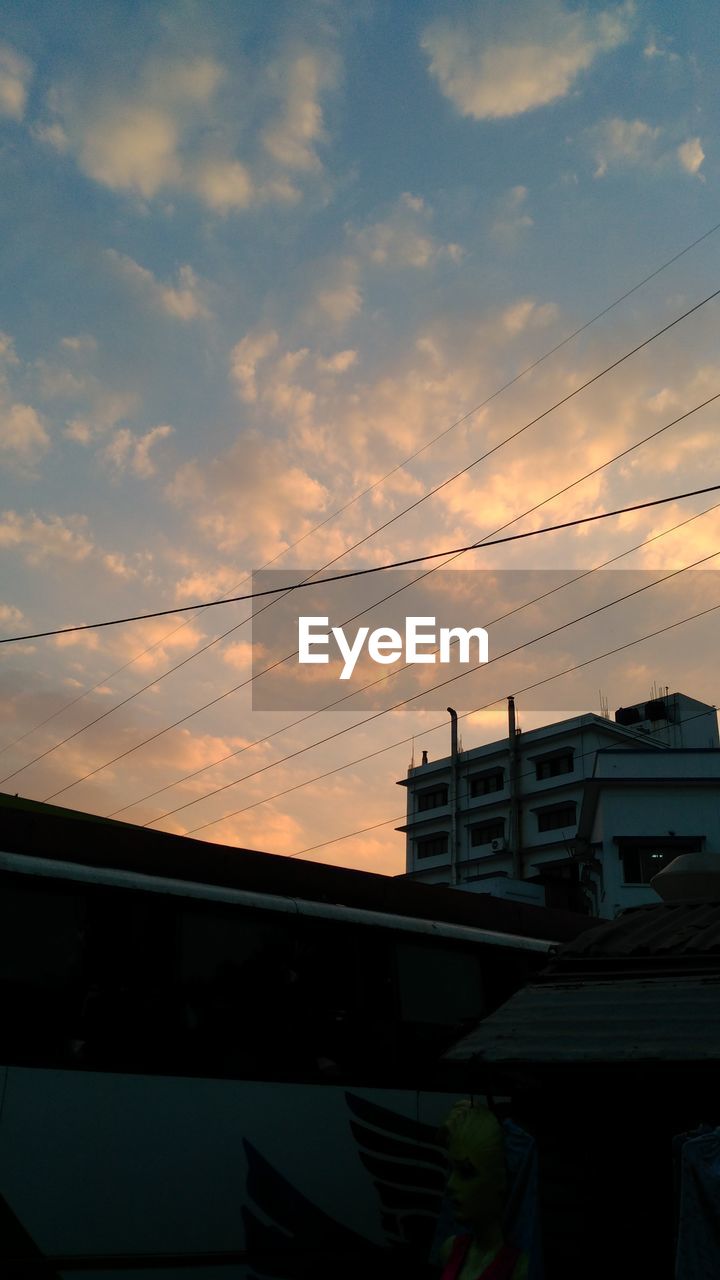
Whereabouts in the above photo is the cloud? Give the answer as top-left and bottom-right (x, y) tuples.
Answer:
(0, 511), (93, 564)
(421, 0), (633, 120)
(303, 256), (362, 330)
(491, 185), (534, 245)
(315, 350), (357, 374)
(590, 118), (705, 178)
(501, 297), (558, 334)
(41, 43), (337, 212)
(104, 250), (210, 320)
(230, 330), (280, 403)
(0, 602), (23, 628)
(0, 43), (32, 120)
(0, 332), (19, 367)
(168, 431), (328, 556)
(60, 334), (98, 353)
(34, 356), (139, 444)
(103, 424), (174, 478)
(677, 137), (704, 177)
(590, 117), (662, 176)
(350, 193), (463, 269)
(262, 48), (338, 173)
(0, 403), (50, 468)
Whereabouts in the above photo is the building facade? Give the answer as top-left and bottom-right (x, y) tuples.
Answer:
(398, 692), (720, 918)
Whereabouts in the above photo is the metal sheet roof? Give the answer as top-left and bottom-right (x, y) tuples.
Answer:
(444, 975), (720, 1064)
(555, 900), (720, 960)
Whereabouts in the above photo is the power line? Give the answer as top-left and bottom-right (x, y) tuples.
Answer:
(169, 548), (719, 832)
(8, 218), (720, 754)
(36, 383), (720, 804)
(110, 491), (720, 819)
(6, 481), (720, 645)
(188, 592), (720, 841)
(19, 296), (720, 801)
(286, 701), (719, 859)
(290, 814), (407, 858)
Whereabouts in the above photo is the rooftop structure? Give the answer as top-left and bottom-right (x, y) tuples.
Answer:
(399, 691), (720, 918)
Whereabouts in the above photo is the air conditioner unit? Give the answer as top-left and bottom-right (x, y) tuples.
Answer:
(490, 837), (508, 852)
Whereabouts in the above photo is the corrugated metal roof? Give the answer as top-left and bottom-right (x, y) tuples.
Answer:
(444, 975), (720, 1064)
(554, 900), (720, 960)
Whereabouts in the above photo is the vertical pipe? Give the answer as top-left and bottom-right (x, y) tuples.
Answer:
(508, 696), (523, 879)
(447, 707), (459, 886)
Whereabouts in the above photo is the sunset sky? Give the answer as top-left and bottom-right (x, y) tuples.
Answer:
(1, 0), (719, 874)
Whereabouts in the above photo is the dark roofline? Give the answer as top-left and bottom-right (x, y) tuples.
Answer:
(595, 747), (720, 755)
(0, 792), (593, 942)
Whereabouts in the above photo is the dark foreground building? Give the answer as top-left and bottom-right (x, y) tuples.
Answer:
(445, 895), (720, 1279)
(0, 792), (596, 1278)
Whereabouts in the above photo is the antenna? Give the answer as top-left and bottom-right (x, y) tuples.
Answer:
(598, 689), (610, 720)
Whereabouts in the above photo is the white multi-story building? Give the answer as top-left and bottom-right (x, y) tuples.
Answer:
(398, 692), (720, 919)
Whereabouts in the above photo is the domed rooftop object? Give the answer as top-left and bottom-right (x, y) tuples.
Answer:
(650, 849), (720, 902)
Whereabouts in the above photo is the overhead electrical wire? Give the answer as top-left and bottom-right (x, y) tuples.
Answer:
(186, 589), (720, 840)
(286, 700), (719, 859)
(2, 285), (712, 650)
(109, 490), (720, 819)
(5, 481), (720, 645)
(158, 546), (720, 832)
(7, 218), (720, 758)
(31, 382), (720, 803)
(9, 290), (720, 800)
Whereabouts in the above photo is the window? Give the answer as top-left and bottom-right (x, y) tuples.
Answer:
(469, 769), (504, 798)
(618, 838), (702, 885)
(416, 833), (449, 860)
(416, 784), (449, 812)
(177, 903), (296, 1078)
(0, 875), (175, 1073)
(470, 819), (505, 847)
(537, 803), (576, 833)
(535, 751), (574, 780)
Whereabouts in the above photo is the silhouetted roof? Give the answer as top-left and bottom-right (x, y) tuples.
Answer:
(444, 899), (720, 1066)
(0, 792), (592, 943)
(444, 974), (720, 1064)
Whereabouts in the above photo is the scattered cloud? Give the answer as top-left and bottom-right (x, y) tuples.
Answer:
(677, 136), (705, 177)
(0, 511), (94, 564)
(0, 43), (32, 121)
(350, 193), (463, 269)
(60, 334), (98, 353)
(0, 332), (19, 367)
(0, 602), (23, 628)
(590, 117), (705, 178)
(643, 36), (680, 62)
(105, 250), (210, 321)
(590, 117), (663, 176)
(40, 43), (337, 212)
(302, 256), (362, 330)
(501, 297), (558, 335)
(491, 185), (534, 245)
(262, 47), (338, 173)
(315, 350), (357, 374)
(103, 424), (174, 478)
(168, 430), (328, 556)
(230, 330), (280, 403)
(421, 0), (633, 120)
(0, 403), (50, 469)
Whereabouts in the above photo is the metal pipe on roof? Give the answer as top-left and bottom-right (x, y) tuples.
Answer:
(448, 707), (459, 886)
(508, 696), (523, 879)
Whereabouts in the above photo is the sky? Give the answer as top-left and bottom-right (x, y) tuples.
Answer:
(1, 0), (719, 875)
